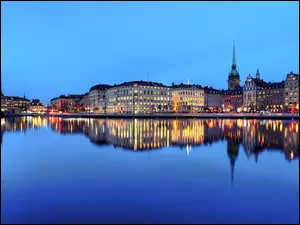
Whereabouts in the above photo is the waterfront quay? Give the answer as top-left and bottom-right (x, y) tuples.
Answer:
(4, 112), (299, 120)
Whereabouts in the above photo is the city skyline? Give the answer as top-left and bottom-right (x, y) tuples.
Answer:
(1, 1), (299, 104)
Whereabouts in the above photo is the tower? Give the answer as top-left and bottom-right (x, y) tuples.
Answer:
(228, 41), (240, 90)
(256, 68), (260, 80)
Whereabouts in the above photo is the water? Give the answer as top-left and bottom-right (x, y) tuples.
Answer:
(1, 117), (299, 224)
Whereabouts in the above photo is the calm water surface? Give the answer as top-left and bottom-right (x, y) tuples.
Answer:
(1, 117), (299, 224)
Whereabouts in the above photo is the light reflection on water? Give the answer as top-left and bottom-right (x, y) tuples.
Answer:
(1, 117), (299, 224)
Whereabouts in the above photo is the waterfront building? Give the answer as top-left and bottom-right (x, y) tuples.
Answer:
(79, 92), (90, 111)
(221, 88), (243, 112)
(204, 87), (222, 111)
(106, 81), (172, 114)
(228, 42), (241, 90)
(50, 95), (75, 111)
(243, 69), (285, 112)
(257, 81), (285, 112)
(171, 83), (205, 112)
(68, 94), (84, 110)
(88, 84), (111, 112)
(50, 97), (58, 109)
(284, 71), (299, 112)
(29, 99), (47, 113)
(1, 95), (30, 112)
(50, 94), (84, 111)
(243, 70), (265, 111)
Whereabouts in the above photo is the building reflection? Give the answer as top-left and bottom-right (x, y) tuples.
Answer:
(1, 117), (299, 162)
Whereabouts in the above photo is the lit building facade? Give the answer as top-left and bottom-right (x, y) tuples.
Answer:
(29, 99), (47, 113)
(68, 94), (84, 110)
(243, 71), (265, 111)
(51, 95), (75, 111)
(106, 81), (172, 114)
(257, 81), (285, 112)
(284, 71), (299, 112)
(243, 69), (285, 112)
(204, 87), (222, 110)
(88, 84), (111, 112)
(1, 95), (30, 112)
(172, 83), (204, 112)
(221, 88), (243, 112)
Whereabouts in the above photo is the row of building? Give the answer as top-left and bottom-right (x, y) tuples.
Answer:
(1, 43), (298, 114)
(49, 43), (298, 113)
(1, 93), (47, 113)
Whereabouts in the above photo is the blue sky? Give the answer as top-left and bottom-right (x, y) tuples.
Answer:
(1, 1), (299, 104)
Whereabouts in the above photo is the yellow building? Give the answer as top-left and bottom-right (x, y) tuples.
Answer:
(172, 83), (204, 112)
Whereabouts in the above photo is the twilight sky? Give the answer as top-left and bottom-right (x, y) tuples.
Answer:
(1, 1), (299, 104)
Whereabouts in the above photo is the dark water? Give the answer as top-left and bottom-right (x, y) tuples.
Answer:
(1, 117), (299, 224)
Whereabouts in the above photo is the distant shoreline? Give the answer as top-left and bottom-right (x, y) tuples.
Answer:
(2, 112), (299, 120)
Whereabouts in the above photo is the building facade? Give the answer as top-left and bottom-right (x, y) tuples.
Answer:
(88, 84), (111, 112)
(79, 92), (90, 111)
(29, 99), (47, 113)
(1, 95), (30, 112)
(50, 97), (58, 109)
(284, 71), (299, 112)
(221, 88), (243, 112)
(243, 69), (286, 112)
(257, 81), (285, 112)
(106, 81), (172, 114)
(51, 95), (75, 111)
(243, 70), (265, 111)
(204, 87), (222, 110)
(172, 83), (205, 112)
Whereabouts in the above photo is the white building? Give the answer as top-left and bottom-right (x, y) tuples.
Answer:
(106, 81), (172, 114)
(88, 84), (111, 113)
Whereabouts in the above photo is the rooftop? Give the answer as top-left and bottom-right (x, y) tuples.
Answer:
(113, 80), (169, 88)
(172, 83), (204, 89)
(89, 84), (112, 92)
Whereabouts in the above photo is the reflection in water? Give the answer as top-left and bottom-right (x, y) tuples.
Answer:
(2, 117), (298, 163)
(1, 116), (298, 224)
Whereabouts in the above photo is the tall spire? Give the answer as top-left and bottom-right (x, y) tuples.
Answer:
(256, 68), (260, 79)
(232, 41), (236, 67)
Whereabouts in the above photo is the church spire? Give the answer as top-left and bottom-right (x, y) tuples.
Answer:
(232, 41), (236, 68)
(256, 68), (260, 80)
